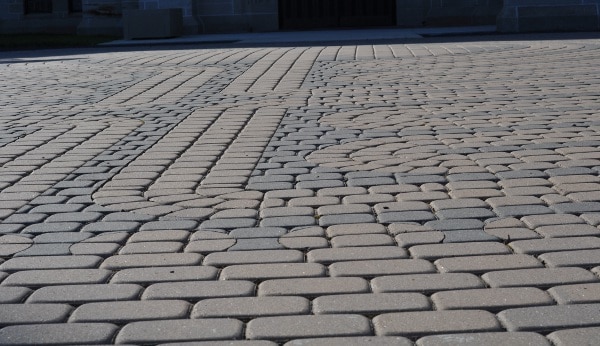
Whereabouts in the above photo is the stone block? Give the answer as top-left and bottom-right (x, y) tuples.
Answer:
(123, 9), (183, 39)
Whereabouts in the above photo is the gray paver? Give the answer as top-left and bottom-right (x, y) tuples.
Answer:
(285, 336), (412, 346)
(116, 319), (244, 344)
(409, 242), (511, 260)
(258, 277), (370, 297)
(0, 255), (102, 271)
(313, 292), (430, 314)
(220, 263), (326, 280)
(101, 253), (203, 269)
(0, 304), (73, 325)
(0, 286), (32, 303)
(371, 273), (485, 293)
(69, 300), (190, 323)
(374, 310), (501, 337)
(482, 268), (599, 288)
(0, 323), (119, 345)
(416, 332), (551, 346)
(246, 315), (372, 340)
(329, 259), (435, 277)
(26, 284), (143, 303)
(435, 254), (543, 273)
(548, 283), (600, 304)
(431, 287), (553, 312)
(193, 296), (310, 318)
(110, 266), (218, 284)
(547, 327), (600, 346)
(499, 303), (600, 332)
(1, 269), (112, 287)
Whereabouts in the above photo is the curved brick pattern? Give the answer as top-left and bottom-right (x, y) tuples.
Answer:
(3, 31), (600, 344)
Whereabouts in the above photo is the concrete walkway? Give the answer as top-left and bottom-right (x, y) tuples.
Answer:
(1, 29), (600, 345)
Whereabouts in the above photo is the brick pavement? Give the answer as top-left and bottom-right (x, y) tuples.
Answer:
(1, 33), (600, 344)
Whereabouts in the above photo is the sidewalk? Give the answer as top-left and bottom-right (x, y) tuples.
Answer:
(102, 25), (497, 46)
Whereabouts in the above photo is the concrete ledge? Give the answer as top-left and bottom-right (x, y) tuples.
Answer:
(123, 9), (183, 39)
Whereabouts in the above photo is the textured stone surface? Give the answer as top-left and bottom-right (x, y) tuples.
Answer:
(116, 319), (244, 344)
(374, 310), (501, 337)
(246, 315), (372, 340)
(0, 323), (119, 345)
(3, 30), (600, 345)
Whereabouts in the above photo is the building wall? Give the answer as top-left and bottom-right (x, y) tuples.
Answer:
(0, 0), (82, 34)
(2, 0), (600, 36)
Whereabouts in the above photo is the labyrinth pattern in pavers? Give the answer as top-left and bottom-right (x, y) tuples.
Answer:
(1, 37), (600, 344)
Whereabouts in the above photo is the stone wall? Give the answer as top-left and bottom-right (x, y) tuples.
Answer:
(396, 0), (503, 28)
(193, 0), (278, 34)
(498, 0), (600, 32)
(0, 0), (82, 34)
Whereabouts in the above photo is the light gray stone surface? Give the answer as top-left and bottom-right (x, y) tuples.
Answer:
(2, 30), (600, 344)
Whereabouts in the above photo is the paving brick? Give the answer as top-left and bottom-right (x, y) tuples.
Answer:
(0, 255), (102, 271)
(142, 280), (255, 300)
(548, 283), (600, 304)
(326, 223), (386, 237)
(116, 319), (244, 344)
(221, 263), (326, 280)
(499, 303), (600, 332)
(284, 336), (412, 346)
(33, 232), (92, 243)
(0, 286), (31, 303)
(185, 239), (236, 253)
(258, 278), (370, 297)
(509, 237), (600, 255)
(416, 332), (551, 346)
(409, 242), (510, 260)
(0, 304), (72, 325)
(539, 249), (600, 268)
(204, 250), (304, 267)
(128, 230), (190, 242)
(483, 268), (599, 288)
(193, 296), (310, 318)
(373, 310), (501, 337)
(319, 214), (376, 226)
(547, 327), (600, 346)
(371, 273), (485, 294)
(521, 213), (586, 228)
(69, 242), (121, 256)
(0, 323), (119, 345)
(343, 194), (395, 205)
(1, 269), (112, 287)
(307, 246), (406, 264)
(110, 266), (218, 284)
(329, 259), (435, 277)
(552, 202), (600, 214)
(379, 211), (436, 223)
(26, 284), (142, 303)
(535, 224), (600, 237)
(435, 254), (543, 273)
(228, 238), (285, 251)
(331, 234), (394, 247)
(246, 315), (372, 340)
(432, 287), (553, 312)
(424, 219), (484, 231)
(313, 292), (430, 314)
(101, 253), (203, 269)
(69, 300), (190, 323)
(317, 186), (367, 197)
(118, 241), (184, 254)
